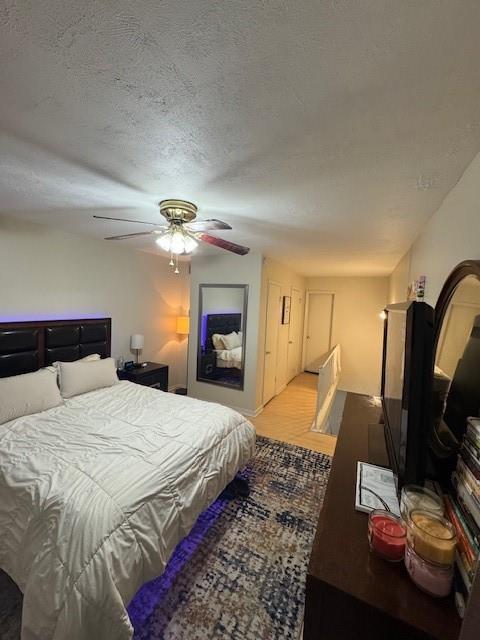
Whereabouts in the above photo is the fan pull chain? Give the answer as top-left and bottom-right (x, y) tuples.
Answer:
(169, 251), (174, 267)
(174, 254), (179, 274)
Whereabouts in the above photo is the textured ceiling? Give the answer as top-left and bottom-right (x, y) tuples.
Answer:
(1, 1), (480, 275)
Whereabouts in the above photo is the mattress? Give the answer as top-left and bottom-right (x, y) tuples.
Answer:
(0, 381), (255, 640)
(215, 345), (242, 369)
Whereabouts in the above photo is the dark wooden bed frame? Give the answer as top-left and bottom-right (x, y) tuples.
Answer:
(0, 318), (112, 378)
(205, 313), (242, 351)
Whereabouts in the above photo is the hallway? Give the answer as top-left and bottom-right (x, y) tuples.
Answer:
(251, 373), (337, 456)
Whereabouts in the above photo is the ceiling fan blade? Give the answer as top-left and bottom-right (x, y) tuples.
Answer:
(198, 233), (250, 256)
(186, 219), (232, 231)
(104, 231), (154, 240)
(94, 215), (158, 226)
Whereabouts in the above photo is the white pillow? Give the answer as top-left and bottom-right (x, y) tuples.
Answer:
(58, 357), (119, 399)
(212, 334), (226, 350)
(0, 368), (63, 425)
(52, 352), (100, 371)
(222, 331), (242, 350)
(52, 353), (101, 385)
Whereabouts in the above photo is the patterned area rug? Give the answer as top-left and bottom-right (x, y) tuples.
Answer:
(0, 436), (331, 640)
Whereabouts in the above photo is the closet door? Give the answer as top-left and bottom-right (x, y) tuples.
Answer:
(303, 292), (334, 373)
(263, 281), (281, 405)
(287, 288), (303, 382)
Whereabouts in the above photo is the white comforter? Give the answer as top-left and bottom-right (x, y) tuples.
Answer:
(215, 346), (242, 369)
(0, 381), (255, 640)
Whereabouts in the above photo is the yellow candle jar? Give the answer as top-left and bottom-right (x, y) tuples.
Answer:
(406, 510), (456, 566)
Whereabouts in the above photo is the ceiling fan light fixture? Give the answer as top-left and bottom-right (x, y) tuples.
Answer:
(96, 198), (249, 258)
(170, 229), (187, 254)
(155, 229), (198, 255)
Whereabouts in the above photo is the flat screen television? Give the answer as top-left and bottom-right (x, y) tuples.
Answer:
(381, 301), (434, 492)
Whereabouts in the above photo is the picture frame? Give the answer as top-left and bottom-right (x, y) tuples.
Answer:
(282, 295), (291, 324)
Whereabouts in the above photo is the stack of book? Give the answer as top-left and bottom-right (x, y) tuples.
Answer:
(445, 417), (480, 614)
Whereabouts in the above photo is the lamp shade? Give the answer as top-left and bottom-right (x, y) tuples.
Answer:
(176, 316), (190, 335)
(130, 334), (144, 350)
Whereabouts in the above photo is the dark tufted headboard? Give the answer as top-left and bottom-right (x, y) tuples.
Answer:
(0, 318), (111, 378)
(205, 313), (242, 351)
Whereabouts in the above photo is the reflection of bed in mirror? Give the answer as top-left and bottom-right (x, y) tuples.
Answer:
(204, 313), (243, 383)
(197, 284), (248, 390)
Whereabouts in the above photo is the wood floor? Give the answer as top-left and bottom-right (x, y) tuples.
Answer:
(251, 372), (337, 456)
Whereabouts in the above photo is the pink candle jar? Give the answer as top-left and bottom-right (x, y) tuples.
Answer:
(404, 540), (453, 597)
(368, 510), (406, 562)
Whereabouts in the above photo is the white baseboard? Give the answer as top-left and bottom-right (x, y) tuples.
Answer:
(229, 403), (264, 418)
(168, 384), (186, 393)
(274, 383), (287, 395)
(251, 404), (264, 417)
(170, 390), (264, 418)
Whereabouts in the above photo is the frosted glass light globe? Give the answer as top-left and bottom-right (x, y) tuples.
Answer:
(170, 230), (185, 254)
(156, 233), (172, 252)
(183, 234), (198, 253)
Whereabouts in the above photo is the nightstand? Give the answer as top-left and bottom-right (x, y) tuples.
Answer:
(118, 362), (169, 391)
(199, 351), (217, 380)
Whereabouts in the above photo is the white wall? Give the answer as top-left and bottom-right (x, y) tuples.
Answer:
(395, 151), (480, 306)
(305, 276), (389, 396)
(256, 258), (306, 407)
(201, 287), (245, 315)
(388, 251), (411, 304)
(187, 253), (263, 415)
(0, 216), (190, 389)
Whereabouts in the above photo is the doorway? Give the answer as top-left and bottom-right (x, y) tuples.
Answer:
(263, 281), (281, 404)
(303, 292), (334, 373)
(287, 288), (303, 382)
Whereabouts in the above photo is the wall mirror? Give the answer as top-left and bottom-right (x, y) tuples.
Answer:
(197, 284), (248, 390)
(431, 261), (480, 471)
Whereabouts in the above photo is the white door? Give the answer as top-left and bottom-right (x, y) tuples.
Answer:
(304, 292), (334, 373)
(287, 288), (303, 382)
(263, 282), (281, 404)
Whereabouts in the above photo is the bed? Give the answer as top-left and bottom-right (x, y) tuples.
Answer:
(0, 318), (255, 640)
(215, 345), (243, 369)
(205, 313), (244, 370)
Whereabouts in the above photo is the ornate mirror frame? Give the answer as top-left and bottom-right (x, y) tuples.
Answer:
(433, 259), (480, 351)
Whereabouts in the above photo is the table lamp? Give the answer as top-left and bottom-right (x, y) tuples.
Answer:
(130, 334), (144, 367)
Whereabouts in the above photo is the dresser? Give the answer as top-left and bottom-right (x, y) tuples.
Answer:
(304, 393), (461, 640)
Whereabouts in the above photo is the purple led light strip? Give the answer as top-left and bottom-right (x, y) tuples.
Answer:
(127, 496), (230, 630)
(0, 313), (108, 322)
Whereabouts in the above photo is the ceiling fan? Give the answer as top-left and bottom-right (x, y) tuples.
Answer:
(93, 199), (250, 273)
